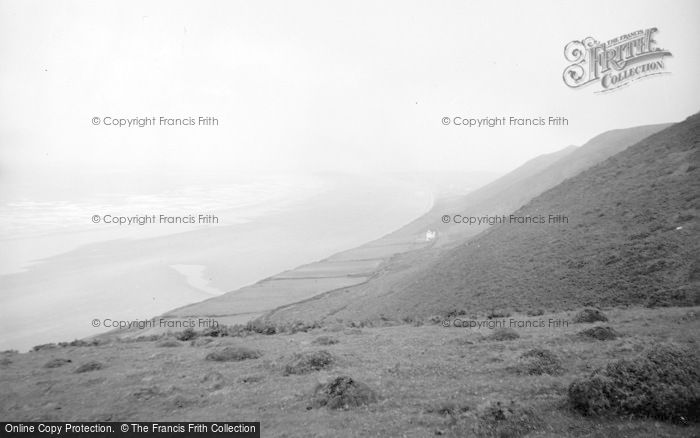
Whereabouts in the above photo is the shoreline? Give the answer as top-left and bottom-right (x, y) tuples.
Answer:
(110, 214), (438, 341)
(0, 174), (435, 352)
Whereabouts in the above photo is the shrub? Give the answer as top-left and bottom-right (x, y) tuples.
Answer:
(44, 358), (72, 368)
(486, 328), (520, 342)
(573, 308), (608, 323)
(58, 339), (103, 348)
(75, 361), (104, 373)
(577, 326), (619, 341)
(475, 400), (540, 437)
(526, 309), (545, 317)
(514, 348), (564, 376)
(205, 347), (262, 362)
(32, 343), (57, 352)
(246, 320), (277, 335)
(202, 325), (226, 337)
(311, 336), (338, 346)
(0, 350), (17, 365)
(568, 344), (700, 423)
(176, 328), (198, 341)
(426, 315), (444, 325)
(401, 315), (423, 326)
(487, 310), (511, 319)
(224, 324), (249, 337)
(284, 320), (322, 334)
(284, 350), (334, 375)
(310, 376), (377, 410)
(218, 320), (309, 337)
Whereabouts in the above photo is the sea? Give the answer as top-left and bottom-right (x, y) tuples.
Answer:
(0, 170), (435, 351)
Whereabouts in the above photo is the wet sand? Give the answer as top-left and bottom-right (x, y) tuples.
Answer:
(0, 174), (432, 351)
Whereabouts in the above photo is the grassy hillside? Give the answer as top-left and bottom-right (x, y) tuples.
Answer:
(267, 116), (697, 324)
(159, 122), (669, 336)
(4, 118), (698, 436)
(2, 306), (698, 437)
(391, 123), (670, 246)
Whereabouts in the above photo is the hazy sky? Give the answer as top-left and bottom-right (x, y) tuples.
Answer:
(1, 0), (699, 176)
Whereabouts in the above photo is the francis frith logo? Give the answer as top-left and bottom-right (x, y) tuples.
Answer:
(563, 28), (672, 93)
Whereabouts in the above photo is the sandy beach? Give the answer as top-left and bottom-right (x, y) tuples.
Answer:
(0, 173), (433, 351)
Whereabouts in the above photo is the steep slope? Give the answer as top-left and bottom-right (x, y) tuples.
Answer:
(390, 123), (670, 246)
(152, 122), (671, 332)
(159, 146), (583, 325)
(267, 115), (697, 323)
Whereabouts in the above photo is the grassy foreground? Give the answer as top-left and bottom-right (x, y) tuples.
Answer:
(1, 306), (698, 437)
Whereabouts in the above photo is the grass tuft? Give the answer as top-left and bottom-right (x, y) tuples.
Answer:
(487, 310), (511, 319)
(310, 376), (377, 410)
(284, 350), (334, 375)
(577, 326), (619, 341)
(513, 348), (564, 376)
(572, 308), (608, 323)
(204, 347), (262, 362)
(176, 328), (198, 341)
(475, 400), (540, 437)
(31, 343), (57, 352)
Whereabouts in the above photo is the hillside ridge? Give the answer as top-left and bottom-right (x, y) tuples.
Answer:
(266, 115), (697, 324)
